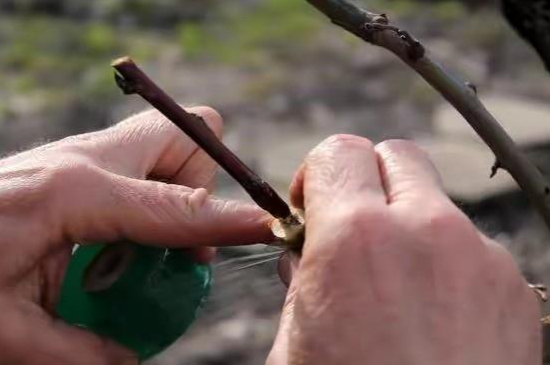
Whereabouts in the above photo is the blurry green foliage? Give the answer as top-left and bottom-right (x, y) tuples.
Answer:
(0, 14), (169, 111)
(432, 1), (467, 21)
(369, 0), (417, 17)
(370, 0), (466, 21)
(178, 0), (322, 64)
(0, 102), (15, 121)
(460, 10), (505, 48)
(0, 0), (501, 126)
(178, 23), (215, 59)
(0, 0), (215, 27)
(83, 24), (118, 55)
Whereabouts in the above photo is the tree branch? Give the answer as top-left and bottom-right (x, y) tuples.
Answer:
(111, 57), (292, 220)
(307, 0), (550, 230)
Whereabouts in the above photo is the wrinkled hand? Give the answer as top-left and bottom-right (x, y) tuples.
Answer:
(269, 135), (541, 365)
(0, 107), (272, 365)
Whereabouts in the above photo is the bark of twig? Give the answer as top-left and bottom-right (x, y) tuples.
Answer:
(111, 57), (291, 220)
(307, 0), (550, 230)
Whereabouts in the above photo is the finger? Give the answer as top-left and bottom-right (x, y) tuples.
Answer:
(375, 140), (445, 205)
(59, 106), (222, 181)
(142, 107), (222, 261)
(299, 135), (386, 215)
(1, 300), (137, 365)
(277, 251), (300, 288)
(289, 162), (305, 210)
(168, 108), (222, 261)
(56, 172), (273, 247)
(267, 261), (300, 365)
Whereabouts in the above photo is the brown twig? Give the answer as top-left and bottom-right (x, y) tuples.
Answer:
(306, 0), (550, 231)
(111, 57), (291, 220)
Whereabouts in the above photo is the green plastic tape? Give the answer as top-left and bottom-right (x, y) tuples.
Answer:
(56, 242), (212, 360)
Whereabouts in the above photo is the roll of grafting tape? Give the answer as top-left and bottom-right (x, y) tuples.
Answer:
(56, 242), (212, 360)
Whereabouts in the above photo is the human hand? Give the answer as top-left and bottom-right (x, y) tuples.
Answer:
(0, 107), (272, 365)
(268, 135), (541, 365)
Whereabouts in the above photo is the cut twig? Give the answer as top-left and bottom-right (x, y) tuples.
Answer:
(306, 0), (550, 231)
(111, 57), (292, 220)
(530, 283), (549, 302)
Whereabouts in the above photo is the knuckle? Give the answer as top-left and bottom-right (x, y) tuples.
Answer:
(340, 204), (383, 229)
(411, 201), (470, 238)
(120, 109), (173, 139)
(51, 131), (107, 160)
(132, 182), (207, 223)
(43, 154), (103, 192)
(111, 179), (168, 223)
(177, 187), (210, 219)
(303, 204), (392, 275)
(328, 203), (390, 250)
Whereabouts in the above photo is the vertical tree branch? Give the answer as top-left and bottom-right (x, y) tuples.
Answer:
(307, 0), (550, 230)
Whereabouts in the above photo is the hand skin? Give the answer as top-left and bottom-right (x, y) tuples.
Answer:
(0, 106), (273, 365)
(268, 135), (541, 365)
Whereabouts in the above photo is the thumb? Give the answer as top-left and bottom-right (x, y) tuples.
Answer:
(57, 171), (274, 247)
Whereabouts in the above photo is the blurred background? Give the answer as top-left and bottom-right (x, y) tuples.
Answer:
(2, 0), (550, 363)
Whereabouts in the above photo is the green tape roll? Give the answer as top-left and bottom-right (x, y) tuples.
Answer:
(56, 242), (212, 360)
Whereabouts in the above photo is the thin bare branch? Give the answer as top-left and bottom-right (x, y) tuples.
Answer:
(307, 0), (550, 230)
(111, 57), (292, 219)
